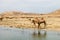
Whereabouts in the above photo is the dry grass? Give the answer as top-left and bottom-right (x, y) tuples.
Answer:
(0, 17), (60, 31)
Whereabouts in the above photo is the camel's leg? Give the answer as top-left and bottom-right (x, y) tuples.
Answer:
(38, 22), (41, 29)
(33, 23), (36, 28)
(44, 21), (46, 29)
(32, 20), (36, 28)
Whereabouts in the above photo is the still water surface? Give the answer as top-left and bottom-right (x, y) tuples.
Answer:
(0, 26), (60, 40)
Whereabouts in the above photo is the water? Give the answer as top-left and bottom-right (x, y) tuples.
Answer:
(0, 26), (60, 40)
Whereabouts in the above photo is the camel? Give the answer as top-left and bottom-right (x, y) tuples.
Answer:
(30, 17), (46, 29)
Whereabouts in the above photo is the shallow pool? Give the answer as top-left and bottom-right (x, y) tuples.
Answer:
(0, 27), (60, 40)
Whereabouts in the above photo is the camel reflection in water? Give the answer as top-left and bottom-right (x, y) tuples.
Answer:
(32, 30), (47, 40)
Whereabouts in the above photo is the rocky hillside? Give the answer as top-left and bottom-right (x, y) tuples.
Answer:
(48, 10), (60, 15)
(0, 9), (60, 18)
(0, 11), (41, 18)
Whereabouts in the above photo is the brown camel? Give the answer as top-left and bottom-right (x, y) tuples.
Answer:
(31, 17), (46, 29)
(29, 17), (46, 34)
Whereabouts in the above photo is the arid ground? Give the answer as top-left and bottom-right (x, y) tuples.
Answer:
(0, 10), (60, 31)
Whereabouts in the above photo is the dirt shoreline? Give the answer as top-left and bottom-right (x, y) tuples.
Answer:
(0, 25), (60, 32)
(0, 17), (60, 32)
